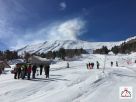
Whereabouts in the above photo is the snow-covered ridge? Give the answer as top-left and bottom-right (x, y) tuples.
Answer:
(17, 40), (123, 54)
(17, 36), (136, 54)
(125, 36), (136, 42)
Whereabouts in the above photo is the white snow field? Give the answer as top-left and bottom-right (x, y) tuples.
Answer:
(1, 53), (136, 102)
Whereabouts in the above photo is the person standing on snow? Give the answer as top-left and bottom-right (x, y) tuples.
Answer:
(27, 64), (32, 80)
(40, 64), (43, 75)
(116, 61), (118, 67)
(111, 61), (113, 67)
(0, 69), (2, 75)
(91, 63), (94, 69)
(88, 63), (91, 69)
(86, 63), (89, 69)
(14, 65), (18, 79)
(0, 67), (2, 75)
(24, 64), (27, 78)
(32, 64), (37, 79)
(21, 65), (26, 79)
(44, 64), (50, 78)
(96, 61), (100, 69)
(67, 62), (69, 68)
(17, 65), (21, 79)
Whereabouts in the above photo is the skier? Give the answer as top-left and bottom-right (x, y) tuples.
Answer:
(111, 61), (113, 67)
(40, 64), (43, 75)
(96, 61), (100, 69)
(27, 64), (32, 80)
(32, 64), (37, 79)
(44, 64), (50, 78)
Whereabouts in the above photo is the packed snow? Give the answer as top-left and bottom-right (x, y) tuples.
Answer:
(1, 53), (136, 102)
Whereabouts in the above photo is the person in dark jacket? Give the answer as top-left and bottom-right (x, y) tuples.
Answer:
(67, 62), (69, 68)
(88, 63), (91, 69)
(27, 65), (32, 80)
(44, 64), (50, 78)
(86, 63), (89, 69)
(96, 61), (100, 69)
(111, 61), (113, 67)
(40, 64), (43, 75)
(90, 63), (94, 69)
(21, 65), (26, 79)
(17, 65), (21, 79)
(0, 68), (2, 75)
(32, 64), (37, 79)
(116, 61), (118, 67)
(14, 65), (18, 79)
(24, 64), (27, 78)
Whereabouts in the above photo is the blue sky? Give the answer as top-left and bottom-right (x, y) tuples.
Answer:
(0, 0), (136, 50)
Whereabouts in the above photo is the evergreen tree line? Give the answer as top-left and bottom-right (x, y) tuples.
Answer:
(111, 42), (136, 54)
(93, 46), (109, 54)
(34, 48), (87, 60)
(0, 50), (20, 61)
(93, 41), (136, 54)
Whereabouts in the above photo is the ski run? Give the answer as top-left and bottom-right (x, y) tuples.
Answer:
(1, 53), (136, 102)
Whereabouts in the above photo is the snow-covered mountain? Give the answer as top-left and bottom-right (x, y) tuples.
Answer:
(17, 36), (136, 54)
(17, 40), (123, 54)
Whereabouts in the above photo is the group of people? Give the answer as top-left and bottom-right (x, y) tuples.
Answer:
(111, 61), (118, 67)
(87, 61), (119, 69)
(14, 63), (50, 80)
(87, 61), (100, 69)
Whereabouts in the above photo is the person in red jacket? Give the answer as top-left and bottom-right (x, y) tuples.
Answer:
(27, 64), (32, 80)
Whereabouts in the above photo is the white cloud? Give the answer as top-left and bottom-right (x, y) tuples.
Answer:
(10, 18), (86, 49)
(60, 2), (67, 10)
(0, 0), (27, 46)
(0, 1), (86, 50)
(47, 18), (85, 40)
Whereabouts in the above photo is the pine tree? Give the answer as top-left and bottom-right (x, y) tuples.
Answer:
(59, 48), (66, 60)
(111, 46), (119, 55)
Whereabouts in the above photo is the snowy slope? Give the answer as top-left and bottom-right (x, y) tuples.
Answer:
(1, 53), (136, 102)
(18, 40), (123, 54)
(125, 36), (136, 42)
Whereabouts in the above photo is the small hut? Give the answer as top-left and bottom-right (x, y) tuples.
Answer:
(0, 61), (11, 71)
(28, 55), (52, 66)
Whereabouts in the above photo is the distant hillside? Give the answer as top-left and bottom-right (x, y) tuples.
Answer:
(17, 40), (123, 54)
(94, 36), (136, 54)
